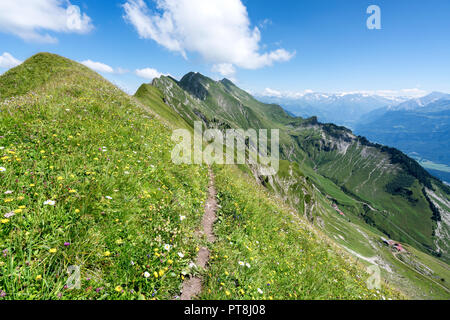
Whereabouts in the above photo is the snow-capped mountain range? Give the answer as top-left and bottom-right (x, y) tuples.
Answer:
(257, 92), (409, 129)
(257, 91), (450, 129)
(389, 92), (450, 111)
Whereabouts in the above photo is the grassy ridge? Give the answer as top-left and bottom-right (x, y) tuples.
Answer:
(0, 53), (209, 299)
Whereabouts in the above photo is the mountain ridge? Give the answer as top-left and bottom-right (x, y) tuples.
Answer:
(355, 95), (450, 184)
(134, 69), (450, 298)
(139, 71), (450, 264)
(0, 53), (448, 299)
(0, 52), (414, 300)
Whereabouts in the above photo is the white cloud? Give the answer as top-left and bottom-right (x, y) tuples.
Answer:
(261, 87), (428, 100)
(258, 18), (272, 29)
(400, 88), (427, 97)
(262, 88), (282, 98)
(123, 0), (295, 72)
(262, 88), (310, 99)
(0, 52), (22, 69)
(336, 88), (427, 98)
(0, 0), (93, 43)
(212, 63), (236, 77)
(81, 60), (114, 74)
(135, 67), (163, 80)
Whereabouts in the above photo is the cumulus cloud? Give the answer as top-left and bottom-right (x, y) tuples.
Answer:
(262, 88), (282, 98)
(211, 63), (236, 77)
(123, 0), (295, 75)
(80, 60), (130, 75)
(135, 67), (163, 80)
(81, 60), (115, 73)
(336, 88), (428, 98)
(0, 52), (22, 69)
(0, 0), (93, 43)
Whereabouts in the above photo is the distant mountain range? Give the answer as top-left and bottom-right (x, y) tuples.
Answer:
(259, 91), (450, 183)
(389, 92), (450, 111)
(257, 92), (407, 129)
(355, 93), (450, 183)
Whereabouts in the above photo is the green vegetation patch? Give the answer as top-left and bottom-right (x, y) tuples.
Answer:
(200, 165), (402, 300)
(0, 53), (209, 300)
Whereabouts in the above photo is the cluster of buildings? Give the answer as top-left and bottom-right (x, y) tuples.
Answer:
(332, 203), (345, 216)
(381, 237), (406, 252)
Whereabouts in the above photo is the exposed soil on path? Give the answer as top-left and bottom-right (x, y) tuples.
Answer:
(180, 168), (217, 300)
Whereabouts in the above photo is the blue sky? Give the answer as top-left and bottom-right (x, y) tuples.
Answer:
(0, 0), (449, 97)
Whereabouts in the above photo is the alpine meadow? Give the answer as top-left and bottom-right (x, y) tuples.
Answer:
(0, 0), (449, 305)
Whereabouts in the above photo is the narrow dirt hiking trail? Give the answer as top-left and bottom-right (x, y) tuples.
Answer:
(180, 168), (218, 300)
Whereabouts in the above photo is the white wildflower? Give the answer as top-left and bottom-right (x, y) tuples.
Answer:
(4, 212), (15, 218)
(44, 200), (56, 206)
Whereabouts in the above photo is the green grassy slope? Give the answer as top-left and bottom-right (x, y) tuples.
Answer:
(0, 53), (210, 299)
(0, 52), (406, 301)
(135, 71), (450, 299)
(141, 73), (450, 262)
(151, 74), (306, 160)
(201, 165), (401, 300)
